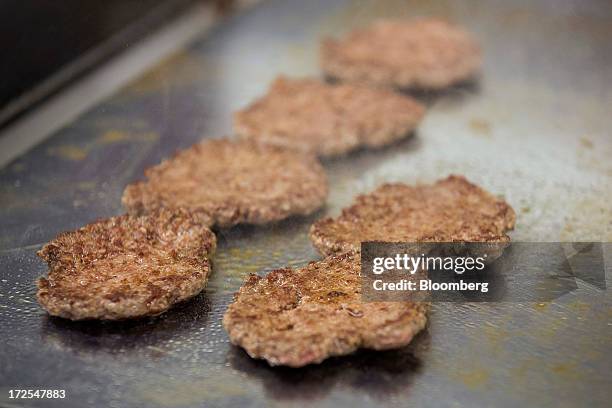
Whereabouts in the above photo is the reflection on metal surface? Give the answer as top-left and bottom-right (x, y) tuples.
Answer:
(0, 2), (219, 168)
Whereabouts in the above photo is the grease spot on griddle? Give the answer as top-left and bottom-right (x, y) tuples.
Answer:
(469, 118), (493, 137)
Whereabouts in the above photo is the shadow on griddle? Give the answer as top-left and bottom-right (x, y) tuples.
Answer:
(323, 75), (480, 108)
(39, 291), (212, 358)
(215, 208), (325, 244)
(323, 130), (423, 166)
(321, 133), (423, 187)
(404, 78), (481, 107)
(228, 329), (430, 402)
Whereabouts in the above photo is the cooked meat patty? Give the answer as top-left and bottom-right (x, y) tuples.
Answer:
(310, 175), (516, 256)
(321, 18), (482, 90)
(223, 251), (428, 367)
(37, 209), (216, 320)
(122, 139), (328, 227)
(234, 76), (425, 157)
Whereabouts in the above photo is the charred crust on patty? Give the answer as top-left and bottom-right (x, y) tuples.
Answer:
(122, 138), (329, 228)
(234, 76), (425, 157)
(310, 175), (516, 256)
(223, 251), (428, 367)
(36, 208), (216, 320)
(321, 18), (482, 90)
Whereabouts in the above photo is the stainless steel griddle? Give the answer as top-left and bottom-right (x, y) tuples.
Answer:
(0, 0), (611, 407)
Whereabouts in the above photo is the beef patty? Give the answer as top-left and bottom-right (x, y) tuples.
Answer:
(234, 76), (425, 157)
(223, 251), (428, 367)
(122, 139), (328, 227)
(37, 209), (216, 320)
(310, 175), (516, 256)
(321, 18), (481, 90)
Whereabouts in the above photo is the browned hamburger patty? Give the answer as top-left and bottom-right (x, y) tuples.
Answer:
(122, 139), (328, 228)
(37, 209), (216, 320)
(310, 175), (516, 256)
(321, 18), (482, 90)
(233, 76), (425, 157)
(223, 251), (428, 367)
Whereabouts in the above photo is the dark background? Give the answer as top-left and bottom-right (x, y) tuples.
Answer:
(0, 0), (197, 128)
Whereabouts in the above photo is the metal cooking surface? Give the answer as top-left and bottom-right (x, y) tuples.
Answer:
(1, 0), (611, 407)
